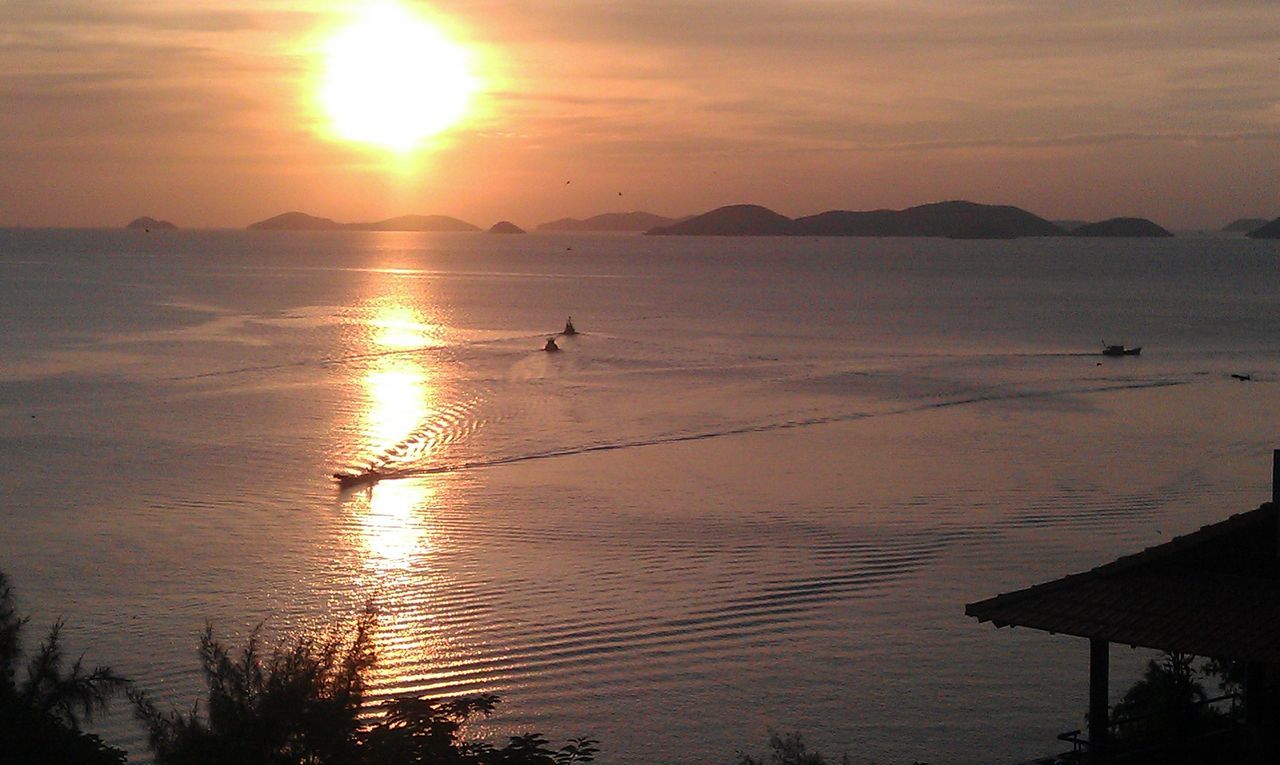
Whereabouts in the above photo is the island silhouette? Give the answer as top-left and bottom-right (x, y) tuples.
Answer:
(646, 200), (1065, 238)
(1052, 219), (1089, 232)
(349, 214), (480, 232)
(126, 216), (177, 231)
(1246, 218), (1280, 238)
(238, 203), (1222, 238)
(247, 211), (479, 231)
(648, 204), (793, 236)
(1070, 217), (1172, 237)
(1222, 217), (1269, 233)
(537, 211), (678, 232)
(488, 220), (526, 234)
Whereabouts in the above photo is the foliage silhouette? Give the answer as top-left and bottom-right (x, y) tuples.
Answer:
(0, 570), (129, 765)
(1108, 652), (1241, 764)
(133, 609), (597, 765)
(735, 731), (849, 765)
(131, 610), (376, 764)
(1202, 657), (1247, 698)
(1111, 652), (1210, 728)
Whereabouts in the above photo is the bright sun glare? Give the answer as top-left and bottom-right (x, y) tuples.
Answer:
(320, 2), (477, 151)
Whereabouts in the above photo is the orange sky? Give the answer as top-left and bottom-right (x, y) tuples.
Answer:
(1, 0), (1277, 229)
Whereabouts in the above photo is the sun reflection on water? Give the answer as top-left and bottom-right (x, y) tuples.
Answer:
(370, 304), (442, 350)
(361, 479), (433, 570)
(364, 362), (430, 453)
(343, 475), (458, 696)
(337, 282), (467, 698)
(353, 294), (441, 564)
(357, 295), (443, 461)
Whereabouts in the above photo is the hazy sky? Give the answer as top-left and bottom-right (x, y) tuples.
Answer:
(2, 0), (1277, 228)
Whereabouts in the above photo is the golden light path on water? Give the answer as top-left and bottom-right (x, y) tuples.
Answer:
(361, 478), (432, 570)
(356, 477), (454, 694)
(341, 271), (463, 697)
(364, 361), (429, 454)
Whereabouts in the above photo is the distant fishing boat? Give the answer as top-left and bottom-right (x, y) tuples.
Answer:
(544, 337), (560, 352)
(1101, 344), (1141, 356)
(562, 316), (577, 335)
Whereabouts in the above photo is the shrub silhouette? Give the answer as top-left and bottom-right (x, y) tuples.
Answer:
(1108, 652), (1243, 764)
(1111, 652), (1210, 728)
(0, 571), (129, 765)
(735, 731), (849, 765)
(133, 608), (598, 765)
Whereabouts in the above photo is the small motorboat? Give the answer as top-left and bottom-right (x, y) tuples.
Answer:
(562, 316), (577, 335)
(1102, 344), (1141, 356)
(333, 469), (390, 489)
(544, 337), (560, 352)
(1231, 373), (1252, 381)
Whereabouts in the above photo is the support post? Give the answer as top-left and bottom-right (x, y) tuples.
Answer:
(1089, 638), (1110, 761)
(1273, 449), (1279, 507)
(1245, 662), (1263, 727)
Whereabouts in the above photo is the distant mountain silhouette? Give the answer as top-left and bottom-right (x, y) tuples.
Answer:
(348, 215), (479, 232)
(646, 204), (794, 236)
(795, 201), (1064, 238)
(247, 212), (344, 230)
(537, 211), (677, 232)
(1071, 218), (1173, 237)
(488, 221), (526, 234)
(126, 216), (177, 231)
(647, 200), (1064, 238)
(1052, 220), (1089, 232)
(1246, 218), (1280, 239)
(248, 212), (480, 231)
(1223, 218), (1270, 233)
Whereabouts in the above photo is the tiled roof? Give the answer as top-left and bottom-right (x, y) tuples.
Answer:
(965, 503), (1280, 662)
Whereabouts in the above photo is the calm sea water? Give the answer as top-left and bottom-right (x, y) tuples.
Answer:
(2, 229), (1279, 763)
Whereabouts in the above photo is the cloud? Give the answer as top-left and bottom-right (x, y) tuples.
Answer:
(465, 1), (1279, 158)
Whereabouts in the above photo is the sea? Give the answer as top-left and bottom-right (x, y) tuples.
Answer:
(2, 228), (1278, 764)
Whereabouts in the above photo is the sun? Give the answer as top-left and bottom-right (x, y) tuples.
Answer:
(319, 2), (477, 152)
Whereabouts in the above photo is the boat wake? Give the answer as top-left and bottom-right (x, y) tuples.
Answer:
(354, 376), (1190, 483)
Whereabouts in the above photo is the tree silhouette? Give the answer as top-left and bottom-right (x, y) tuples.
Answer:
(1108, 651), (1237, 764)
(0, 571), (129, 765)
(132, 610), (376, 764)
(133, 609), (597, 765)
(735, 731), (849, 765)
(1111, 651), (1213, 736)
